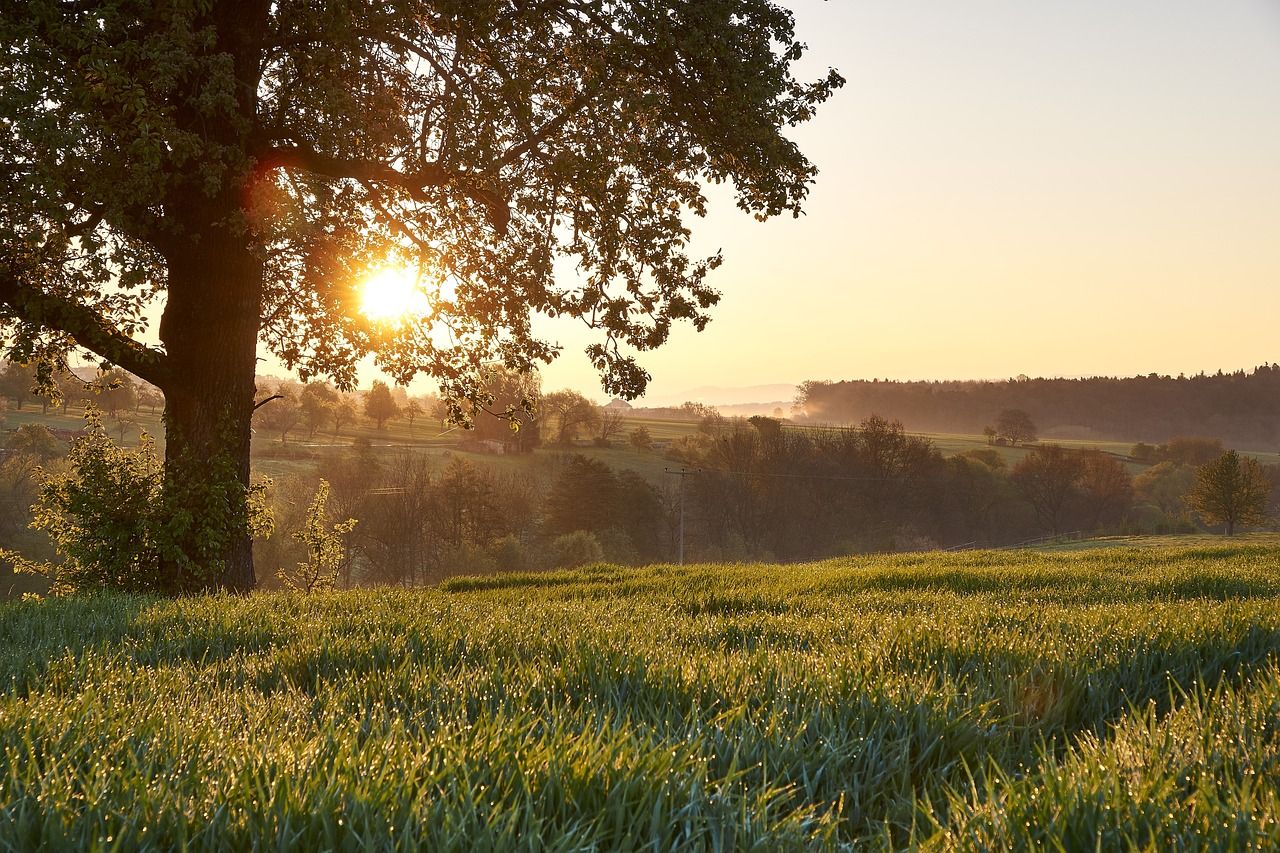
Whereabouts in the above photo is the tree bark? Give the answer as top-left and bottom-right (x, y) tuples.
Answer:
(158, 219), (263, 593)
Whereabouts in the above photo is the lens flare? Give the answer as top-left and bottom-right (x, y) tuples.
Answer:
(359, 266), (429, 325)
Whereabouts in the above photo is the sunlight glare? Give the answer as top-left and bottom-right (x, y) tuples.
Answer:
(359, 266), (429, 325)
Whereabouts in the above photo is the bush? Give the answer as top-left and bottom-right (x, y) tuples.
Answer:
(3, 412), (272, 595)
(488, 535), (527, 572)
(595, 527), (639, 565)
(549, 530), (604, 569)
(629, 426), (653, 451)
(5, 415), (166, 593)
(438, 542), (497, 576)
(275, 480), (357, 594)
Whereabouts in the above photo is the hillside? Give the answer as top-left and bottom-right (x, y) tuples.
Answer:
(4, 539), (1280, 848)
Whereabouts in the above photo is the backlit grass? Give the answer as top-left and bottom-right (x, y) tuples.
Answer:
(3, 543), (1280, 848)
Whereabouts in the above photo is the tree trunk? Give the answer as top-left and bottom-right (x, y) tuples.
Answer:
(158, 224), (263, 593)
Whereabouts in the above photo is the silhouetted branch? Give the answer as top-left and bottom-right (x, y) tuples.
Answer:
(253, 394), (285, 411)
(0, 260), (171, 387)
(258, 143), (509, 233)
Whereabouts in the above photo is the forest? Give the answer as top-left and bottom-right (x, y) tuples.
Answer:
(797, 364), (1280, 449)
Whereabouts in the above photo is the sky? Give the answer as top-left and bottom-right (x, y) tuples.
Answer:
(533, 0), (1280, 404)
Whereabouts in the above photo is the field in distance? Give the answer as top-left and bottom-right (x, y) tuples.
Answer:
(9, 406), (1280, 485)
(4, 539), (1280, 848)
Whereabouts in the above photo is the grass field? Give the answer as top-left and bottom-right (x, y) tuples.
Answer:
(4, 540), (1280, 848)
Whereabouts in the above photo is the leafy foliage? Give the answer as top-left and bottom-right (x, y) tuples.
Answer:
(1188, 450), (1272, 534)
(276, 479), (357, 594)
(0, 0), (841, 405)
(362, 381), (400, 430)
(4, 412), (272, 594)
(548, 530), (604, 568)
(6, 413), (165, 593)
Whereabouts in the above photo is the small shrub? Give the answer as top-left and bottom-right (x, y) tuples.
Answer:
(4, 411), (272, 594)
(488, 535), (527, 571)
(276, 479), (357, 593)
(550, 530), (604, 568)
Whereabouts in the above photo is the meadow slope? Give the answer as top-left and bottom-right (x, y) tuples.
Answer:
(3, 543), (1280, 849)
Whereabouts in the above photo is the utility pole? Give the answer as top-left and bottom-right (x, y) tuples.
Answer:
(665, 467), (698, 564)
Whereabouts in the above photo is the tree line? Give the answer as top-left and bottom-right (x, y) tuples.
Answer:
(798, 365), (1280, 449)
(665, 416), (1279, 561)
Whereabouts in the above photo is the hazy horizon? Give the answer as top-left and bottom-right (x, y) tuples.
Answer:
(526, 0), (1280, 400)
(183, 0), (1280, 401)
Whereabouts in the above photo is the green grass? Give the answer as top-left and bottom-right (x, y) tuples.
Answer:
(5, 543), (1280, 848)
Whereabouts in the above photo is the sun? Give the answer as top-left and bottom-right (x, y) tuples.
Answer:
(359, 266), (429, 325)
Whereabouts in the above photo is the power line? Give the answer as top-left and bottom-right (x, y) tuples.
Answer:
(680, 467), (912, 484)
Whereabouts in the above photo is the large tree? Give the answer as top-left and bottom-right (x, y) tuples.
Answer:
(363, 380), (399, 430)
(0, 1), (840, 590)
(1188, 450), (1271, 535)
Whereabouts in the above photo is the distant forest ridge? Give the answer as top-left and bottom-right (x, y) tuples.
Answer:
(796, 365), (1280, 450)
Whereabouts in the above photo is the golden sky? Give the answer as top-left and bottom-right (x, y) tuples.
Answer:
(538, 0), (1280, 403)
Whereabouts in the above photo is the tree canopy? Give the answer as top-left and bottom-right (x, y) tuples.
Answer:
(1, 0), (841, 404)
(0, 1), (839, 590)
(1188, 451), (1271, 535)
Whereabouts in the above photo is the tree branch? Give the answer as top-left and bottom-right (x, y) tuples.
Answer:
(257, 144), (510, 234)
(253, 394), (284, 411)
(0, 262), (171, 388)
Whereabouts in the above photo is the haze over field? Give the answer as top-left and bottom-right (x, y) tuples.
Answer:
(531, 0), (1280, 399)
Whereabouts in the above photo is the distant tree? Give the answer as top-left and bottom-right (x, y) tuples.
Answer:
(112, 411), (141, 442)
(594, 407), (626, 447)
(1162, 437), (1225, 468)
(136, 385), (165, 415)
(995, 409), (1037, 446)
(1130, 442), (1158, 463)
(468, 368), (541, 451)
(679, 401), (719, 421)
(613, 470), (669, 560)
(299, 382), (337, 439)
(545, 456), (619, 536)
(403, 399), (423, 434)
(56, 372), (87, 415)
(1188, 451), (1271, 535)
(364, 381), (400, 430)
(332, 398), (359, 435)
(550, 531), (605, 569)
(488, 535), (527, 572)
(1077, 451), (1133, 530)
(92, 369), (137, 418)
(1011, 445), (1085, 534)
(697, 411), (728, 436)
(629, 426), (654, 452)
(429, 397), (451, 432)
(542, 391), (599, 446)
(1134, 462), (1196, 518)
(0, 362), (34, 410)
(5, 424), (64, 462)
(747, 415), (782, 442)
(255, 389), (302, 443)
(945, 453), (1016, 545)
